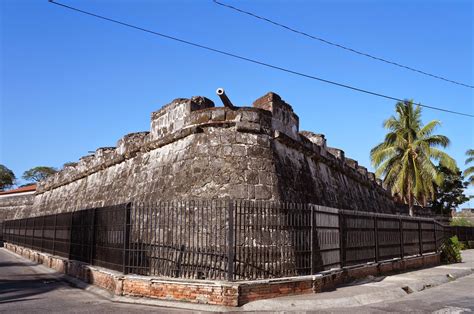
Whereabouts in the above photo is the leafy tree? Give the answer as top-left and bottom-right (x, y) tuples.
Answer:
(22, 166), (57, 183)
(370, 100), (456, 216)
(429, 166), (469, 215)
(0, 164), (16, 191)
(465, 149), (474, 186)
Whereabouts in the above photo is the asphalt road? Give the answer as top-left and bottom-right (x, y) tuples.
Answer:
(0, 248), (190, 313)
(1, 246), (473, 313)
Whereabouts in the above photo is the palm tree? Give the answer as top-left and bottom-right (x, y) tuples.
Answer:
(465, 149), (474, 186)
(370, 100), (456, 216)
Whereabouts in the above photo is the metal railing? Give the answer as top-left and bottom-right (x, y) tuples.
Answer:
(2, 201), (472, 281)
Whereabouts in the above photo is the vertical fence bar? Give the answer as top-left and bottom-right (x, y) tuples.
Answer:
(339, 210), (345, 268)
(418, 220), (423, 256)
(52, 214), (57, 255)
(310, 205), (316, 274)
(31, 217), (36, 249)
(399, 216), (404, 259)
(433, 221), (437, 252)
(89, 208), (96, 265)
(123, 203), (131, 274)
(40, 215), (45, 251)
(227, 200), (235, 281)
(68, 211), (74, 259)
(374, 215), (379, 263)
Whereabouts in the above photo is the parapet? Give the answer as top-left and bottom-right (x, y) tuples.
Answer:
(300, 131), (326, 148)
(253, 92), (299, 140)
(36, 90), (391, 202)
(150, 96), (214, 140)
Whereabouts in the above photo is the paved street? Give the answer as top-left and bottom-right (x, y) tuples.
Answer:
(1, 247), (473, 313)
(0, 248), (190, 313)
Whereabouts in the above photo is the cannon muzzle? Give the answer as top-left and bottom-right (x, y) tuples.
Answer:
(216, 88), (236, 109)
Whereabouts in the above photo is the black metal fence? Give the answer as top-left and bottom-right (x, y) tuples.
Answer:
(2, 201), (473, 281)
(451, 226), (474, 243)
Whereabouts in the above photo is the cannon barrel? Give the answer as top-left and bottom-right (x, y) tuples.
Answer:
(216, 88), (236, 109)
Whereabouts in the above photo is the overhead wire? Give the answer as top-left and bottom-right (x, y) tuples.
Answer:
(213, 0), (474, 89)
(48, 0), (474, 118)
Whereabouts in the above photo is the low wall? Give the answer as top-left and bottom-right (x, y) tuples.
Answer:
(4, 243), (440, 307)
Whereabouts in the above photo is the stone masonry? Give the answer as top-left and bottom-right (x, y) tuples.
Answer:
(10, 91), (405, 219)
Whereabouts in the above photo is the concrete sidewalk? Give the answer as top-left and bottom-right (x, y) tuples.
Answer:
(240, 250), (474, 312)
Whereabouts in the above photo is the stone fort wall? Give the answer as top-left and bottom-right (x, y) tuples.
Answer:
(11, 92), (405, 219)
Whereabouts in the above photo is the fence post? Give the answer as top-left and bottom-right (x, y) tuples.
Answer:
(68, 211), (74, 259)
(418, 220), (423, 256)
(310, 205), (316, 274)
(227, 200), (235, 281)
(89, 208), (96, 265)
(433, 221), (437, 252)
(31, 217), (36, 249)
(339, 211), (346, 268)
(52, 214), (57, 255)
(41, 215), (45, 251)
(122, 203), (132, 274)
(399, 216), (404, 259)
(22, 219), (27, 246)
(374, 215), (379, 263)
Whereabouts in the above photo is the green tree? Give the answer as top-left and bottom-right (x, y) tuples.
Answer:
(0, 164), (16, 191)
(429, 166), (469, 215)
(370, 100), (456, 216)
(22, 166), (57, 183)
(464, 149), (474, 186)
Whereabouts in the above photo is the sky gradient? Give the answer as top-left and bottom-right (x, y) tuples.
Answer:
(1, 0), (473, 208)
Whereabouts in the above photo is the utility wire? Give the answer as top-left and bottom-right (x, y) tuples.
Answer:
(213, 0), (474, 89)
(49, 0), (474, 118)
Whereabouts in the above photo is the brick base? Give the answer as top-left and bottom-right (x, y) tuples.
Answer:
(4, 243), (440, 307)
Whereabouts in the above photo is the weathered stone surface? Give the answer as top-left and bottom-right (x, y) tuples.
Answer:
(0, 194), (34, 221)
(8, 91), (412, 219)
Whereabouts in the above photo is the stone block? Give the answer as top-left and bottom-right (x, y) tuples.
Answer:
(255, 185), (272, 199)
(236, 121), (261, 133)
(211, 108), (226, 121)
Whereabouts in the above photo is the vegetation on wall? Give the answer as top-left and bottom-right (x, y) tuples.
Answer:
(450, 217), (474, 227)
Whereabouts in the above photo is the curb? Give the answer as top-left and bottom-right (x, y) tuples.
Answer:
(3, 247), (474, 312)
(47, 259), (474, 312)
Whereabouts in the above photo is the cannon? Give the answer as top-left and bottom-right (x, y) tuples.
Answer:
(216, 88), (236, 109)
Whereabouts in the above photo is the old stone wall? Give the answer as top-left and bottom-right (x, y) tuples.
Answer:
(0, 194), (35, 222)
(14, 91), (407, 219)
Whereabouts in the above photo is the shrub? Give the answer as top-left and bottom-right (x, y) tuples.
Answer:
(450, 217), (474, 227)
(440, 236), (463, 263)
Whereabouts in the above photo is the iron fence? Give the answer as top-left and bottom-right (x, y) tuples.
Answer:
(2, 201), (473, 281)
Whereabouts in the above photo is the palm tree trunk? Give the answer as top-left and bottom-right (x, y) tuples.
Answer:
(407, 181), (414, 217)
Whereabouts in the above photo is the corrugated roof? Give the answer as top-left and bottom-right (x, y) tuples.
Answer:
(0, 184), (37, 195)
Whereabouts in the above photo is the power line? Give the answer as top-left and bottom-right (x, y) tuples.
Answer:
(213, 0), (474, 89)
(48, 0), (474, 118)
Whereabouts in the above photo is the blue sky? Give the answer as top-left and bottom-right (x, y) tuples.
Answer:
(1, 0), (473, 207)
